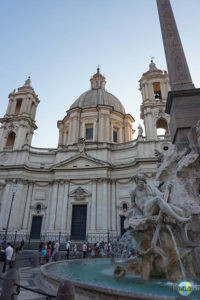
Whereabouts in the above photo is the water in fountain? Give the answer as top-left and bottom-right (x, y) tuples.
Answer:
(166, 224), (186, 281)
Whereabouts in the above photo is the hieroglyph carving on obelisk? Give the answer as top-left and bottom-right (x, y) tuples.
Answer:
(156, 0), (194, 91)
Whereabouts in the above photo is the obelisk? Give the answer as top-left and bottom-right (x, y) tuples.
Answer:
(157, 0), (200, 149)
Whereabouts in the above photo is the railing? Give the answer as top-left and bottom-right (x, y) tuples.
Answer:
(13, 282), (56, 299)
(0, 276), (56, 300)
(0, 231), (120, 245)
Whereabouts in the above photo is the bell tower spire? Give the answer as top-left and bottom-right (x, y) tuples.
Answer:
(139, 60), (170, 140)
(0, 76), (40, 151)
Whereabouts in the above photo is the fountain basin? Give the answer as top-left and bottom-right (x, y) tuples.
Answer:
(40, 259), (188, 299)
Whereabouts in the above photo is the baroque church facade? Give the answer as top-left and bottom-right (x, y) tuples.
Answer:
(0, 61), (171, 243)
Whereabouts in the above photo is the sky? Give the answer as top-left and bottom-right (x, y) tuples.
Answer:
(0, 0), (200, 148)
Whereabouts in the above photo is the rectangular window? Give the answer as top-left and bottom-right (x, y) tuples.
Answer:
(86, 124), (93, 140)
(113, 128), (118, 142)
(153, 82), (162, 99)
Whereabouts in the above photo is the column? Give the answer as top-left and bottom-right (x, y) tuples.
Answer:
(48, 181), (59, 231)
(55, 181), (65, 231)
(72, 117), (77, 143)
(61, 181), (69, 231)
(0, 182), (12, 229)
(22, 182), (34, 230)
(90, 180), (97, 231)
(157, 0), (194, 90)
(58, 126), (63, 146)
(93, 121), (97, 141)
(124, 120), (129, 142)
(66, 182), (71, 236)
(119, 127), (123, 143)
(68, 120), (73, 144)
(27, 98), (32, 114)
(9, 182), (28, 230)
(145, 83), (149, 100)
(10, 100), (17, 115)
(102, 179), (108, 230)
(63, 131), (67, 145)
(96, 180), (102, 229)
(148, 83), (154, 100)
(142, 84), (146, 100)
(16, 126), (27, 149)
(111, 123), (113, 142)
(106, 115), (110, 142)
(6, 100), (12, 115)
(111, 180), (117, 232)
(98, 114), (104, 141)
(20, 97), (27, 113)
(0, 128), (4, 151)
(44, 183), (52, 230)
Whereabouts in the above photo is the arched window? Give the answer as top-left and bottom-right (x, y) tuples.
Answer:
(153, 82), (162, 100)
(36, 204), (41, 213)
(123, 203), (128, 211)
(15, 99), (22, 115)
(6, 131), (16, 148)
(156, 118), (169, 136)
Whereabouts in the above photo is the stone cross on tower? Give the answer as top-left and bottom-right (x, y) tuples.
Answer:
(156, 0), (200, 149)
(156, 0), (194, 91)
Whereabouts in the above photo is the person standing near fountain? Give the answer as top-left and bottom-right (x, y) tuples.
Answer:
(66, 241), (70, 260)
(82, 242), (87, 259)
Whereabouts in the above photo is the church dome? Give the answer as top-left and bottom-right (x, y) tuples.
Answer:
(69, 68), (126, 114)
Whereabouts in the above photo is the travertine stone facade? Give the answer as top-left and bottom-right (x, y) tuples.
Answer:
(0, 65), (171, 242)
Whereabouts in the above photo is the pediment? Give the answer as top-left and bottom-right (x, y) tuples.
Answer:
(69, 187), (91, 199)
(53, 153), (110, 170)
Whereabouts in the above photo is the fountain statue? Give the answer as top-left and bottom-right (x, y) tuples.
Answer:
(114, 121), (200, 281)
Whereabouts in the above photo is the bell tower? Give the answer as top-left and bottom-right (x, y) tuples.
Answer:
(0, 76), (40, 151)
(139, 60), (170, 140)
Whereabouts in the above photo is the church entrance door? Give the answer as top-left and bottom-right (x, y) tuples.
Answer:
(120, 216), (126, 237)
(30, 216), (42, 239)
(71, 205), (87, 240)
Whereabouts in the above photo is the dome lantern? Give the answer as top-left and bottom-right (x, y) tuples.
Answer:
(90, 67), (106, 90)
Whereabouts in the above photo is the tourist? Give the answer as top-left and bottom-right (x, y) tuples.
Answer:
(82, 242), (87, 259)
(39, 241), (43, 252)
(46, 245), (51, 263)
(5, 242), (13, 270)
(51, 241), (55, 254)
(96, 241), (99, 252)
(50, 240), (59, 262)
(19, 239), (24, 253)
(0, 246), (6, 274)
(1, 238), (6, 248)
(101, 240), (105, 249)
(108, 242), (112, 253)
(94, 243), (99, 258)
(41, 247), (47, 265)
(66, 241), (70, 259)
(73, 243), (77, 256)
(10, 245), (16, 268)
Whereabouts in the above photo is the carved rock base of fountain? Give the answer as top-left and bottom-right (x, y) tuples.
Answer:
(117, 215), (200, 281)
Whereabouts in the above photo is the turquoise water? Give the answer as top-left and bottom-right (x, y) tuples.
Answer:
(49, 259), (200, 299)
